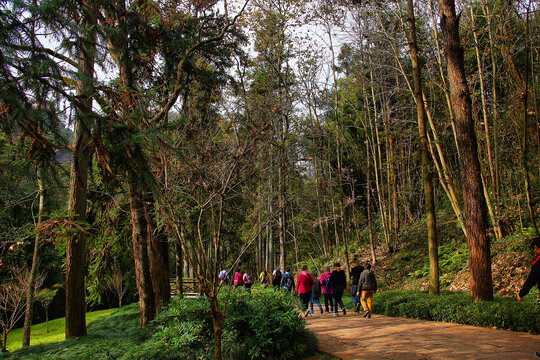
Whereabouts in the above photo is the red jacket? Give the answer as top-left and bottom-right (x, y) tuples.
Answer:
(320, 272), (332, 294)
(296, 270), (314, 294)
(234, 272), (244, 285)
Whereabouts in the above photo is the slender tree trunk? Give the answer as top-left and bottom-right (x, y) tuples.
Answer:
(22, 166), (45, 346)
(471, 6), (503, 241)
(175, 239), (183, 296)
(439, 0), (493, 300)
(65, 0), (96, 336)
(45, 308), (49, 333)
(406, 0), (439, 294)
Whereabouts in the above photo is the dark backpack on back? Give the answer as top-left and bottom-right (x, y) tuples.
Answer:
(285, 274), (294, 289)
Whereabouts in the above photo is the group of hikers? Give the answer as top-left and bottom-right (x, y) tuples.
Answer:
(217, 236), (540, 321)
(220, 258), (378, 318)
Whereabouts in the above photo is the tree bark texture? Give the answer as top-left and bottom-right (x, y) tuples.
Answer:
(65, 0), (96, 335)
(407, 0), (439, 295)
(439, 0), (493, 300)
(22, 166), (45, 345)
(127, 181), (156, 326)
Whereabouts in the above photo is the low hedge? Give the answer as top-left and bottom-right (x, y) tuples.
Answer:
(373, 289), (540, 333)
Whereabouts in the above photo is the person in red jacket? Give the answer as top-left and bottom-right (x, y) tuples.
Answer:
(233, 269), (244, 289)
(320, 267), (333, 313)
(296, 265), (314, 316)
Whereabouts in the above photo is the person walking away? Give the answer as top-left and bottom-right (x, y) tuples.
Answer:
(243, 271), (254, 290)
(327, 262), (346, 316)
(259, 270), (270, 287)
(272, 268), (282, 290)
(281, 269), (295, 293)
(297, 265), (314, 316)
(350, 259), (364, 310)
(218, 269), (230, 285)
(518, 237), (540, 302)
(357, 262), (377, 318)
(310, 272), (324, 314)
(320, 267), (333, 313)
(233, 269), (244, 289)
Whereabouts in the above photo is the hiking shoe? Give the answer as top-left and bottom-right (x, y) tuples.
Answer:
(333, 313), (339, 317)
(362, 311), (369, 318)
(309, 310), (314, 314)
(368, 312), (372, 318)
(320, 310), (324, 314)
(342, 308), (346, 316)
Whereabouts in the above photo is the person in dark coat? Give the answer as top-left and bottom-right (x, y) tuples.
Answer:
(518, 237), (540, 301)
(327, 262), (347, 316)
(349, 258), (364, 309)
(310, 272), (324, 314)
(356, 262), (377, 318)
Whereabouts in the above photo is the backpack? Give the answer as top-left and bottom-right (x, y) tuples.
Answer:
(285, 274), (294, 289)
(219, 270), (228, 280)
(273, 269), (282, 280)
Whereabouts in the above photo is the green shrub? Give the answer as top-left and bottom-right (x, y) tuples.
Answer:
(373, 290), (540, 333)
(150, 288), (317, 360)
(222, 288), (317, 360)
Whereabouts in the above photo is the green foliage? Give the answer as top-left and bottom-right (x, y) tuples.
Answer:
(374, 290), (540, 333)
(222, 288), (317, 360)
(3, 290), (316, 360)
(151, 289), (317, 360)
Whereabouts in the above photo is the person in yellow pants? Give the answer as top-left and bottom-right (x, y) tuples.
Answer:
(356, 262), (377, 318)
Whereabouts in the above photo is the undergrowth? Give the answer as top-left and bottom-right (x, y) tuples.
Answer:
(373, 289), (540, 333)
(2, 288), (317, 360)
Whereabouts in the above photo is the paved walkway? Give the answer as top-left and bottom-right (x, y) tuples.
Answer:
(306, 312), (540, 359)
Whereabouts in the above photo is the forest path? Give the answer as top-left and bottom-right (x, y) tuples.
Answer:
(306, 312), (539, 359)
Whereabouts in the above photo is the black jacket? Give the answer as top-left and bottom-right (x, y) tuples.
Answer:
(327, 269), (346, 292)
(357, 269), (377, 291)
(519, 255), (540, 298)
(350, 265), (364, 286)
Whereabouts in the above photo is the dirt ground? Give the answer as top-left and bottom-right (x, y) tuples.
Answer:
(306, 312), (540, 360)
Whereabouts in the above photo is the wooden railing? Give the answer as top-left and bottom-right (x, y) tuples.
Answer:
(170, 278), (200, 297)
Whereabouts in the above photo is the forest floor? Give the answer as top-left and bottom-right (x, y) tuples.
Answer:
(306, 311), (540, 360)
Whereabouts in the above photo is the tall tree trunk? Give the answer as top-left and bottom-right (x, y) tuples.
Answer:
(406, 0), (439, 295)
(175, 239), (183, 296)
(278, 148), (287, 272)
(145, 199), (170, 313)
(471, 6), (503, 241)
(22, 165), (45, 346)
(439, 0), (493, 301)
(520, 3), (538, 236)
(127, 181), (156, 325)
(65, 0), (96, 336)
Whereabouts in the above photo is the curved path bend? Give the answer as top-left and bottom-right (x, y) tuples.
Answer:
(307, 313), (539, 360)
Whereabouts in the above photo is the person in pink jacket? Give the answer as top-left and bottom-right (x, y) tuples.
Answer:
(319, 267), (333, 313)
(296, 265), (314, 316)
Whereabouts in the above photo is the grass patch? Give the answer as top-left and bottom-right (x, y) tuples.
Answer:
(373, 289), (540, 333)
(4, 308), (115, 352)
(1, 304), (144, 360)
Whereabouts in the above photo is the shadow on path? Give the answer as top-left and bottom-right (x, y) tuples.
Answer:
(307, 313), (539, 360)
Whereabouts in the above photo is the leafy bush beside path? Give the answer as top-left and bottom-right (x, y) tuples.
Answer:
(374, 290), (540, 333)
(1, 288), (316, 360)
